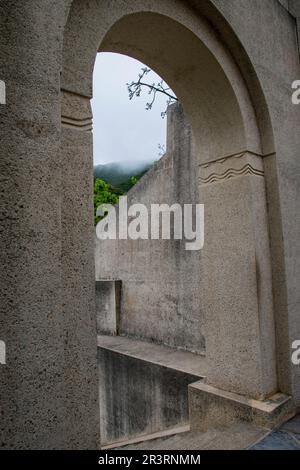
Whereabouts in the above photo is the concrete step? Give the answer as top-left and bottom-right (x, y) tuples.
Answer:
(189, 381), (292, 431)
(101, 425), (190, 450)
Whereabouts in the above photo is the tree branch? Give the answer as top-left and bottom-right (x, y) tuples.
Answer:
(137, 82), (178, 101)
(127, 67), (178, 118)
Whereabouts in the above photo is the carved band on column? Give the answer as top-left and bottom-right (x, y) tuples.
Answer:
(61, 89), (93, 132)
(198, 151), (265, 186)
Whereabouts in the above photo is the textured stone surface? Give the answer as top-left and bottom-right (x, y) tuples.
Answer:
(189, 382), (292, 431)
(198, 164), (277, 398)
(0, 0), (67, 450)
(60, 124), (99, 449)
(0, 2), (100, 446)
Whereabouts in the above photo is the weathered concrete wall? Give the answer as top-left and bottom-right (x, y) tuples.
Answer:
(0, 0), (99, 450)
(98, 346), (200, 445)
(95, 105), (206, 355)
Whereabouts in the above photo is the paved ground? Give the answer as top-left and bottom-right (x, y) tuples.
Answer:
(116, 423), (267, 451)
(250, 414), (300, 450)
(114, 415), (300, 450)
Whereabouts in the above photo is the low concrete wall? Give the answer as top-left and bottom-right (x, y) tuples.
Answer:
(98, 343), (201, 446)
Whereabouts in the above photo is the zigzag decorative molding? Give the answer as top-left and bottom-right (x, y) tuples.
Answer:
(61, 115), (93, 132)
(199, 163), (264, 184)
(198, 151), (264, 186)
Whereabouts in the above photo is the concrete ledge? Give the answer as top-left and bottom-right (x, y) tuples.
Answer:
(189, 382), (292, 431)
(97, 334), (208, 378)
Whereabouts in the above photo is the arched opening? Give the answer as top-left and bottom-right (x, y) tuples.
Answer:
(91, 52), (171, 230)
(61, 0), (289, 448)
(99, 12), (261, 163)
(92, 52), (170, 170)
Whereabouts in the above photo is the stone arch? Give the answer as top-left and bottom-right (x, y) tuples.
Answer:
(99, 12), (261, 162)
(62, 1), (272, 158)
(60, 0), (289, 437)
(1, 0), (299, 451)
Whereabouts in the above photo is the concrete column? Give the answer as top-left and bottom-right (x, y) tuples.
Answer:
(0, 1), (99, 449)
(0, 0), (66, 449)
(166, 105), (277, 399)
(60, 90), (100, 449)
(198, 150), (277, 399)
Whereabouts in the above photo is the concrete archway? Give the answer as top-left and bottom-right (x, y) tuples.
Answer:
(61, 0), (292, 447)
(1, 0), (299, 450)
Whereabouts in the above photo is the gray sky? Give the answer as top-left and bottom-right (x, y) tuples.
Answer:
(92, 53), (169, 166)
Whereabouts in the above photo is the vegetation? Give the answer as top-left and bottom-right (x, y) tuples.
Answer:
(93, 178), (120, 225)
(94, 66), (173, 225)
(93, 168), (148, 225)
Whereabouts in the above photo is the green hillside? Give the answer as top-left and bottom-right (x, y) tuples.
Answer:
(93, 163), (152, 225)
(93, 161), (152, 187)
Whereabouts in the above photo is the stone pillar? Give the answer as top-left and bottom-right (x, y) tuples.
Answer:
(0, 0), (66, 449)
(166, 104), (277, 399)
(60, 90), (100, 449)
(0, 1), (99, 449)
(198, 151), (277, 399)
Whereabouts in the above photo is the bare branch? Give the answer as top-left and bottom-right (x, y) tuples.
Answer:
(137, 81), (177, 101)
(127, 67), (178, 118)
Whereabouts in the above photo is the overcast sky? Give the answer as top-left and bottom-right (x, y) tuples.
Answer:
(92, 53), (170, 166)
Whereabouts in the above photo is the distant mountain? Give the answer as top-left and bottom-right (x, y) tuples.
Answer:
(93, 161), (153, 187)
